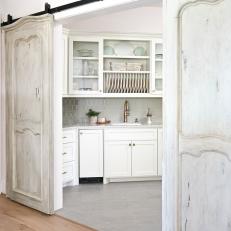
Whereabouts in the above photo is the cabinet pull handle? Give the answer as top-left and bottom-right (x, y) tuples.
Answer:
(129, 143), (131, 146)
(63, 136), (67, 139)
(63, 152), (67, 155)
(133, 143), (135, 146)
(62, 171), (67, 174)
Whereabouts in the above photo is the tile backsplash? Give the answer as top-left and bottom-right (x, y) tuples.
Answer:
(63, 98), (162, 126)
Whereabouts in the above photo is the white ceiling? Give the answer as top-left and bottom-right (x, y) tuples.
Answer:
(56, 0), (162, 27)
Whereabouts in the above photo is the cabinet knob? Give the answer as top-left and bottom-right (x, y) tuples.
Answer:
(62, 171), (67, 175)
(62, 152), (67, 155)
(63, 136), (67, 139)
(133, 143), (135, 146)
(129, 143), (131, 146)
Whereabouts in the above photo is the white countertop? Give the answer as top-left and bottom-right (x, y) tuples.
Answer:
(63, 123), (162, 130)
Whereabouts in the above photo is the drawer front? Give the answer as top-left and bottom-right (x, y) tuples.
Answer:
(63, 143), (75, 163)
(63, 162), (74, 183)
(62, 129), (76, 144)
(104, 129), (157, 141)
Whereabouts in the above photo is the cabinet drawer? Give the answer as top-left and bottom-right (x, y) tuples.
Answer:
(62, 129), (76, 144)
(63, 162), (74, 183)
(104, 129), (157, 141)
(63, 143), (75, 163)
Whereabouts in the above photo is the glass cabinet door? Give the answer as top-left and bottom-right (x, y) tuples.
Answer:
(69, 39), (100, 94)
(154, 43), (163, 92)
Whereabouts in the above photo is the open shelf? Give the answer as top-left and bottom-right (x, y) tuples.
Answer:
(103, 70), (150, 74)
(103, 55), (150, 59)
(73, 57), (99, 60)
(63, 93), (162, 98)
(73, 75), (99, 79)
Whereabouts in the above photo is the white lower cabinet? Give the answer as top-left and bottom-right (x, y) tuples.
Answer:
(104, 128), (158, 179)
(79, 129), (103, 178)
(62, 128), (78, 187)
(132, 141), (157, 177)
(63, 162), (75, 184)
(64, 127), (162, 184)
(104, 141), (132, 177)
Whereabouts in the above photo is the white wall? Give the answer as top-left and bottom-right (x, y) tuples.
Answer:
(63, 98), (162, 126)
(62, 6), (162, 34)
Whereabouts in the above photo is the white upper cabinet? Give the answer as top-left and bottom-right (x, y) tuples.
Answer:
(151, 38), (163, 94)
(66, 34), (162, 97)
(103, 39), (151, 95)
(69, 36), (103, 95)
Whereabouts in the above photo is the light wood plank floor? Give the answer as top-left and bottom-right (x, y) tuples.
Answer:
(0, 195), (95, 231)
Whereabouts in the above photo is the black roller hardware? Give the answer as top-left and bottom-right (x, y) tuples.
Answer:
(1, 0), (103, 26)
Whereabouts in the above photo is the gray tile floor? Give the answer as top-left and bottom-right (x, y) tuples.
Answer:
(57, 181), (162, 231)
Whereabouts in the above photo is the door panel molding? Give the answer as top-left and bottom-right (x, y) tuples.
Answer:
(178, 0), (231, 230)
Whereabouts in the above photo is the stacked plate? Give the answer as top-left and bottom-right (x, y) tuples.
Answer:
(104, 73), (149, 93)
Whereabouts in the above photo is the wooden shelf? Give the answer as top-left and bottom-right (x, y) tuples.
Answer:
(103, 71), (150, 74)
(103, 55), (150, 59)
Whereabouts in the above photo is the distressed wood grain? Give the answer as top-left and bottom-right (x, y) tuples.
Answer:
(4, 15), (54, 214)
(178, 0), (231, 230)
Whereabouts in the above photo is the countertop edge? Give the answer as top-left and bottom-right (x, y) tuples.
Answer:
(63, 124), (163, 130)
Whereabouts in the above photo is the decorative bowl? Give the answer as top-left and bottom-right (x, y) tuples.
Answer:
(133, 46), (147, 56)
(104, 46), (115, 56)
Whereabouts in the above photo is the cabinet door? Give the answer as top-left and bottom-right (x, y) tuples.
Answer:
(69, 36), (102, 95)
(157, 128), (163, 176)
(151, 39), (163, 95)
(104, 141), (132, 178)
(79, 130), (103, 177)
(5, 15), (54, 214)
(132, 141), (158, 177)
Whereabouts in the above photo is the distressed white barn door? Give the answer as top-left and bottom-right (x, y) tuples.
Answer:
(4, 15), (55, 214)
(179, 0), (231, 230)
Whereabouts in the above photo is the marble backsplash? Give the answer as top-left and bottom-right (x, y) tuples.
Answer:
(63, 98), (162, 126)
